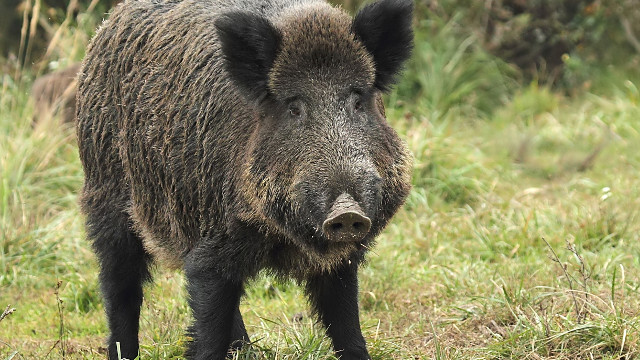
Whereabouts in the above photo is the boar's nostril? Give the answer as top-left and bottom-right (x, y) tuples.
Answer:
(322, 193), (371, 242)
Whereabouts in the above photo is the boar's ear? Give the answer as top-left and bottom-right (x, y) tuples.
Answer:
(352, 0), (414, 92)
(215, 12), (282, 102)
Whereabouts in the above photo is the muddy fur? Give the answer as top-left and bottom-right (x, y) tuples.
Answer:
(31, 62), (80, 125)
(77, 0), (413, 358)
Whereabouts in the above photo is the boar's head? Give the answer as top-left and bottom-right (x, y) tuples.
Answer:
(216, 0), (413, 258)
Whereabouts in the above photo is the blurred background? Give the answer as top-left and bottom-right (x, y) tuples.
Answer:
(2, 0), (640, 87)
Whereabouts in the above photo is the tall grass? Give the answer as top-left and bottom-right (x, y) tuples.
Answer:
(393, 14), (517, 122)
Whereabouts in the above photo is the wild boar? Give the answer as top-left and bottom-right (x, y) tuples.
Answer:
(31, 62), (80, 125)
(76, 0), (413, 359)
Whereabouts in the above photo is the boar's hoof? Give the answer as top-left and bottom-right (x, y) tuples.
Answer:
(323, 193), (371, 242)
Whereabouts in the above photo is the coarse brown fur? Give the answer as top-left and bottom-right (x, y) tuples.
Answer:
(77, 0), (413, 358)
(31, 62), (80, 125)
(78, 0), (411, 277)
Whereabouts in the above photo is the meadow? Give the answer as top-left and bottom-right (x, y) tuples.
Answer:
(1, 1), (639, 359)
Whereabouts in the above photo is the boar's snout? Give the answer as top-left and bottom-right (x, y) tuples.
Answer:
(322, 193), (371, 242)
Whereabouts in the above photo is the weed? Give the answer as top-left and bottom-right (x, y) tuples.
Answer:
(0, 306), (16, 323)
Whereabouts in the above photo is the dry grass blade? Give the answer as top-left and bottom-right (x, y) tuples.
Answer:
(541, 237), (588, 324)
(620, 16), (640, 54)
(0, 305), (16, 323)
(38, 0), (79, 73)
(25, 0), (42, 68)
(16, 0), (32, 78)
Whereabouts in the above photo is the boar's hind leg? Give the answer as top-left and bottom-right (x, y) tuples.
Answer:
(87, 208), (152, 360)
(184, 257), (245, 359)
(306, 261), (370, 360)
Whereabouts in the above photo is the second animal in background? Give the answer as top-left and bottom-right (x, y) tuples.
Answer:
(31, 62), (80, 126)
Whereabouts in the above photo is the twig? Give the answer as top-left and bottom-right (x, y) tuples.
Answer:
(482, 0), (494, 43)
(566, 240), (590, 322)
(44, 339), (61, 358)
(577, 140), (605, 172)
(16, 0), (32, 79)
(621, 16), (640, 54)
(0, 306), (23, 359)
(56, 280), (66, 359)
(38, 0), (79, 74)
(46, 280), (66, 359)
(0, 305), (16, 322)
(24, 0), (42, 68)
(541, 237), (583, 323)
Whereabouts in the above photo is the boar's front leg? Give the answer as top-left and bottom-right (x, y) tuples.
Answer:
(230, 306), (250, 349)
(87, 208), (153, 360)
(184, 255), (245, 360)
(306, 260), (370, 360)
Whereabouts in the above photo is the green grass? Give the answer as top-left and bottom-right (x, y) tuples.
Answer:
(2, 6), (640, 360)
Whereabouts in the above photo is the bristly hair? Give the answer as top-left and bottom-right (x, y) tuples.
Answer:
(215, 12), (282, 102)
(267, 4), (376, 100)
(351, 0), (414, 92)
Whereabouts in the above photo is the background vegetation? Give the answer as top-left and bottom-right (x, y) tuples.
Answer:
(1, 0), (640, 359)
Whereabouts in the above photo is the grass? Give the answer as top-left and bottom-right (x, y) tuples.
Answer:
(1, 3), (640, 360)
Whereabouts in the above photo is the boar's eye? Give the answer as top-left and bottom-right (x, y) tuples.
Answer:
(288, 102), (304, 119)
(289, 106), (300, 117)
